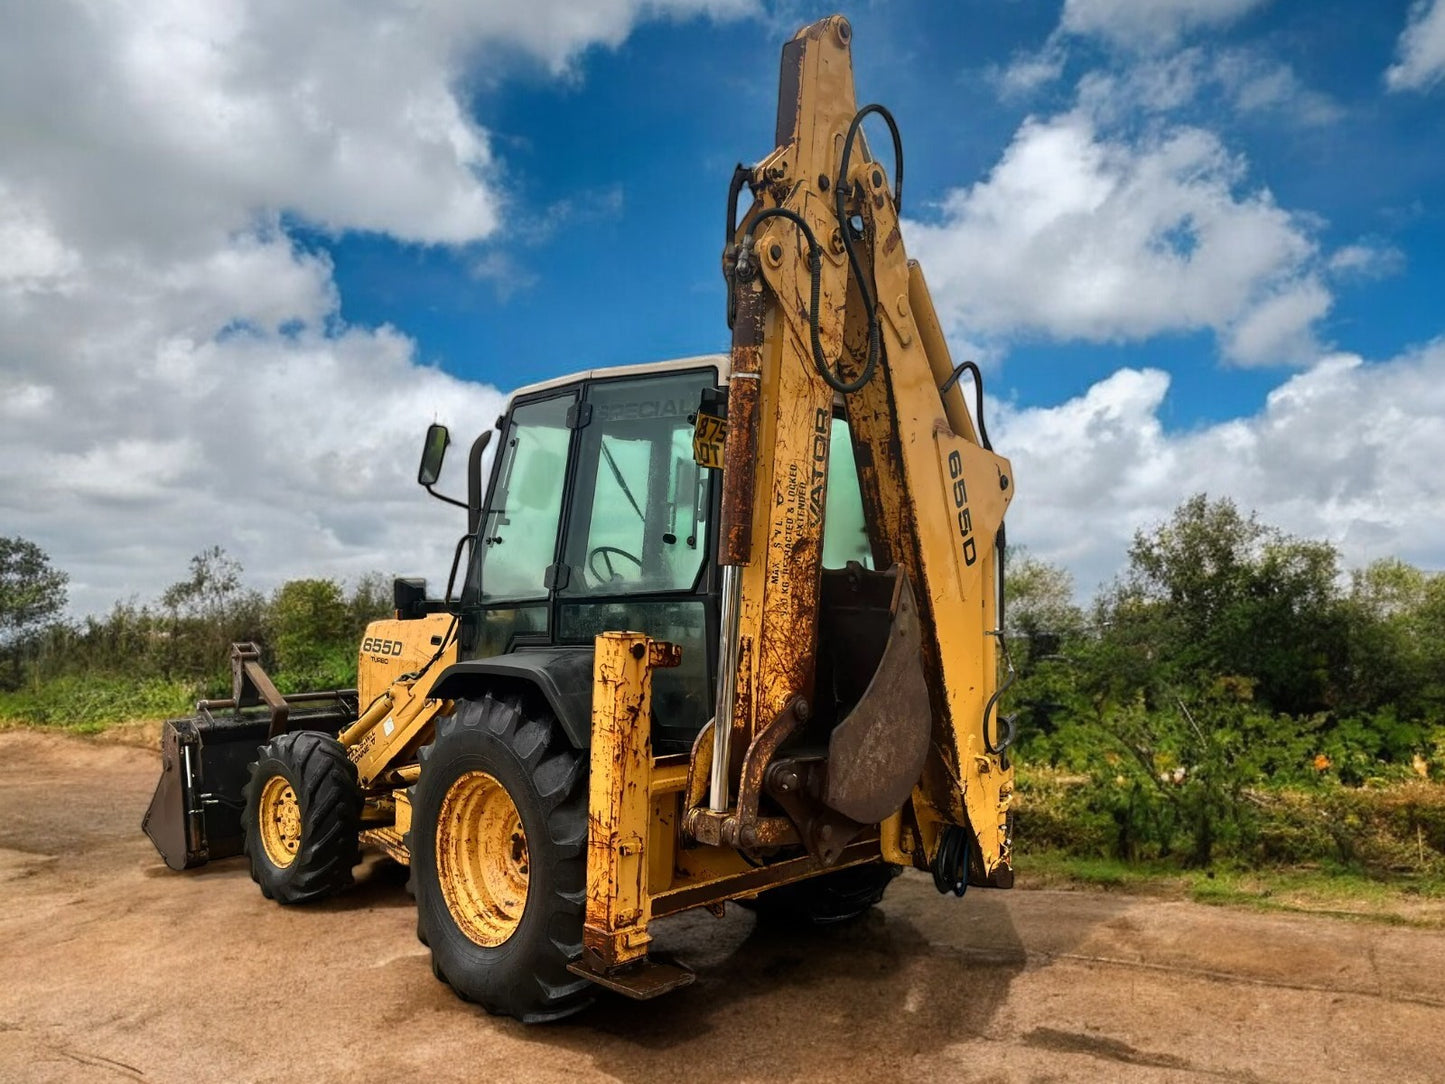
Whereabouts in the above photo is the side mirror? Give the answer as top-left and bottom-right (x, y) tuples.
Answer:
(418, 424), (450, 487)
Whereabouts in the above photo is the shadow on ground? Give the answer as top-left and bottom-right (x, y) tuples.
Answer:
(538, 875), (1045, 1081)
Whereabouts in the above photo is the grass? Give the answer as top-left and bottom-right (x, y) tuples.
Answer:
(0, 674), (195, 734)
(1020, 849), (1445, 927)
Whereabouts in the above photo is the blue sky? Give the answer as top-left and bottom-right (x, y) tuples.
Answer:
(2, 0), (1444, 614)
(314, 1), (1444, 419)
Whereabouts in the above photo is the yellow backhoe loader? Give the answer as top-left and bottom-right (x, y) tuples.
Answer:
(143, 14), (1016, 1022)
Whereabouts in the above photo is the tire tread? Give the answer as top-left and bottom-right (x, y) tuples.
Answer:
(242, 730), (362, 905)
(407, 693), (591, 1021)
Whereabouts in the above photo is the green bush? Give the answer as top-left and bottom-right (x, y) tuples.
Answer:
(0, 551), (390, 726)
(271, 642), (358, 695)
(1017, 766), (1445, 877)
(1012, 768), (1116, 856)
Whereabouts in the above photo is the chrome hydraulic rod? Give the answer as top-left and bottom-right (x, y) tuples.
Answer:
(708, 563), (742, 811)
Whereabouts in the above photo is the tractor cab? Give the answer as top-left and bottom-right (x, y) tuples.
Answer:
(418, 356), (873, 754)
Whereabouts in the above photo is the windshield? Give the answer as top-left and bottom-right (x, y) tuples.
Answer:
(560, 372), (712, 596)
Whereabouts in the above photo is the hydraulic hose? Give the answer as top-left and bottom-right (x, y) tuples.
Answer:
(826, 103), (905, 394)
(839, 103), (904, 215)
(739, 206), (861, 391)
(728, 106), (905, 394)
(738, 194), (875, 393)
(940, 360), (992, 452)
(723, 163), (750, 330)
(983, 518), (1015, 766)
(931, 824), (971, 897)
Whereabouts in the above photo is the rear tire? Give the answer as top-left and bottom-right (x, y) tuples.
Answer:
(408, 693), (591, 1023)
(243, 731), (362, 904)
(745, 862), (900, 925)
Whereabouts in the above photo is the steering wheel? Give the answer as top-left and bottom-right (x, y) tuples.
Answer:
(588, 545), (643, 585)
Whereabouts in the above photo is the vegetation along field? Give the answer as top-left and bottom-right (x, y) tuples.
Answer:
(4, 493), (1444, 903)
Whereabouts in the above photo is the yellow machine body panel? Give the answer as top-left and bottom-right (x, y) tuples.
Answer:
(356, 613), (456, 708)
(346, 613), (458, 789)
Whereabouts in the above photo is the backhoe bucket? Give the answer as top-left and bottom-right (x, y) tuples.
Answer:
(142, 643), (356, 871)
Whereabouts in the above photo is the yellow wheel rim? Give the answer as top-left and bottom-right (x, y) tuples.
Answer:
(436, 771), (529, 947)
(258, 775), (302, 868)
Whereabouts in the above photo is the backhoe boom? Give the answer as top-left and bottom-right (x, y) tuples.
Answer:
(686, 14), (1015, 883)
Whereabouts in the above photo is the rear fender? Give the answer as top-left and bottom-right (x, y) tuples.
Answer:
(427, 648), (595, 749)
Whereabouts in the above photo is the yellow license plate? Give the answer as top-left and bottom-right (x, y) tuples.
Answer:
(692, 412), (727, 469)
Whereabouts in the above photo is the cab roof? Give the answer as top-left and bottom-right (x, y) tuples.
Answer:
(506, 353), (730, 403)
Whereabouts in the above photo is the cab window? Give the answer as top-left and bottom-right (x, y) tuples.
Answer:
(560, 373), (711, 596)
(474, 394), (572, 602)
(823, 417), (873, 570)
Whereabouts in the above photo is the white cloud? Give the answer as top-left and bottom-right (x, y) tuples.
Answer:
(999, 23), (1339, 132)
(1061, 0), (1272, 51)
(1387, 0), (1445, 91)
(1070, 46), (1341, 127)
(0, 0), (752, 255)
(997, 340), (1445, 596)
(905, 110), (1326, 365)
(1328, 242), (1406, 280)
(991, 42), (1069, 99)
(1213, 51), (1343, 124)
(0, 0), (752, 616)
(950, 7), (1356, 369)
(0, 215), (509, 616)
(0, 187), (81, 294)
(1073, 49), (1208, 117)
(1222, 278), (1330, 362)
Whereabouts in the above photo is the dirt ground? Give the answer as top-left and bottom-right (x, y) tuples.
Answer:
(2, 731), (1444, 1083)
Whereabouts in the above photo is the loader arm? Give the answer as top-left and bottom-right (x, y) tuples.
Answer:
(686, 15), (1015, 881)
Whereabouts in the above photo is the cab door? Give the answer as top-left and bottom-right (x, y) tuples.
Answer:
(465, 390), (576, 657)
(554, 369), (718, 752)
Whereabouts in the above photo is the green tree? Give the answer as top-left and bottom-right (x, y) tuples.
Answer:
(159, 547), (267, 686)
(1096, 495), (1347, 716)
(0, 537), (68, 646)
(1416, 572), (1445, 724)
(1338, 559), (1427, 716)
(1004, 553), (1092, 763)
(0, 537), (69, 688)
(162, 546), (243, 625)
(1333, 558), (1445, 773)
(347, 573), (393, 634)
(268, 578), (354, 690)
(1006, 552), (1086, 658)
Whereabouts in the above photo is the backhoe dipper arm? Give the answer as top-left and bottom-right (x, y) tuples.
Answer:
(699, 17), (856, 838)
(700, 15), (1017, 881)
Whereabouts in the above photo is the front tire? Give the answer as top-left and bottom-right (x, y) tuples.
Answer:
(242, 730), (362, 904)
(408, 692), (591, 1022)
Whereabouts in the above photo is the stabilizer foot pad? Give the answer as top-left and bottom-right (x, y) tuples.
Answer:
(567, 956), (696, 1000)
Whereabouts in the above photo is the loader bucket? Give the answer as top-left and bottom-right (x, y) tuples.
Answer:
(143, 643), (357, 871)
(143, 698), (358, 871)
(143, 711), (270, 870)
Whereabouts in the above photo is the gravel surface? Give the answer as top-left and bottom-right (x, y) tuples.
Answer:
(1, 729), (1443, 1083)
